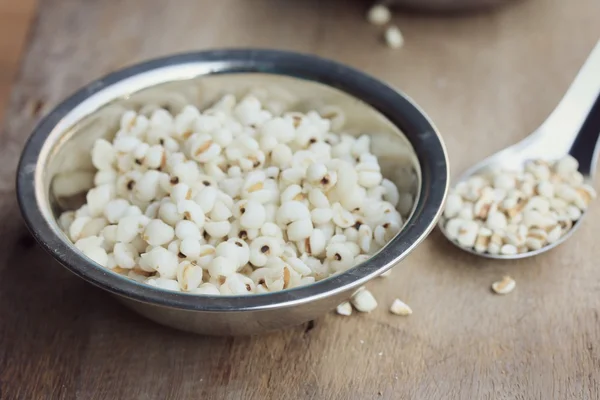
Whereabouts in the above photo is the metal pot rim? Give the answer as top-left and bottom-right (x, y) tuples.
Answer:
(16, 49), (449, 312)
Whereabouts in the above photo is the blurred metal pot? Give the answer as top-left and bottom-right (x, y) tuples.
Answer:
(383, 0), (520, 12)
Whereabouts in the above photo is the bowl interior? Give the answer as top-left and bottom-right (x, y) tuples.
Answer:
(19, 50), (447, 312)
(45, 73), (421, 247)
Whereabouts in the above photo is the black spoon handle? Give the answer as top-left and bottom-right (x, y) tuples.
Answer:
(570, 93), (600, 176)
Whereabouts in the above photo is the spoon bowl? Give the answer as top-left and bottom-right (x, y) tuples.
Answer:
(440, 40), (600, 259)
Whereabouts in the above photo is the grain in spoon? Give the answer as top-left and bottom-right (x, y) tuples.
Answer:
(440, 40), (600, 259)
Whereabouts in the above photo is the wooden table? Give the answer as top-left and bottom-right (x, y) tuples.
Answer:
(1, 0), (600, 398)
(0, 0), (35, 123)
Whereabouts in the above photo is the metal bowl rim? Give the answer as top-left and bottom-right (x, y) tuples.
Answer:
(16, 48), (449, 312)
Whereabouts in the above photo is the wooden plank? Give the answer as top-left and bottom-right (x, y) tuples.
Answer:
(1, 0), (600, 399)
(0, 0), (37, 124)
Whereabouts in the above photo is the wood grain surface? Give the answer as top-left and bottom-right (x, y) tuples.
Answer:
(1, 0), (600, 399)
(0, 0), (36, 123)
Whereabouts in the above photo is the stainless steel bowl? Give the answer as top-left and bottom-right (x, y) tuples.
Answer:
(17, 49), (448, 335)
